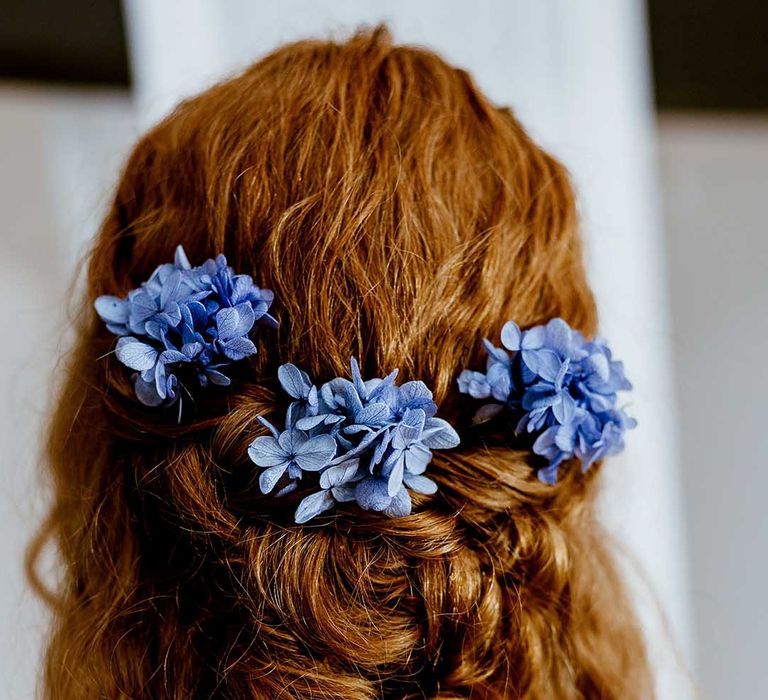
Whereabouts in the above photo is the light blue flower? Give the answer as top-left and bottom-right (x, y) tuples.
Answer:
(95, 245), (276, 410)
(248, 419), (336, 495)
(457, 318), (634, 481)
(247, 359), (460, 523)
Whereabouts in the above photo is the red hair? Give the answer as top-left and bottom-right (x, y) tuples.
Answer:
(29, 27), (652, 699)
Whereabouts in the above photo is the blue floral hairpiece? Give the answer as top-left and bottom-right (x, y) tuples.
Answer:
(96, 243), (629, 517)
(247, 358), (460, 523)
(95, 245), (276, 408)
(457, 318), (635, 484)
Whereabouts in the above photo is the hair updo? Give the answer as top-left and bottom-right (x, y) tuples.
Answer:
(28, 26), (653, 700)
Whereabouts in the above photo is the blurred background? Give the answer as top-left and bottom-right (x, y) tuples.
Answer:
(1, 1), (765, 698)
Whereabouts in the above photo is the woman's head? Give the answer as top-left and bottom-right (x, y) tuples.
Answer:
(30, 27), (651, 699)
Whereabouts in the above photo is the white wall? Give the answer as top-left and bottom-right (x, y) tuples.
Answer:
(658, 114), (768, 700)
(0, 86), (135, 699)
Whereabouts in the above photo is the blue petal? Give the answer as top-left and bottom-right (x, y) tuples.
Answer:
(248, 436), (287, 467)
(334, 379), (364, 416)
(482, 339), (511, 366)
(403, 443), (432, 475)
(553, 391), (577, 425)
(523, 348), (561, 381)
(354, 477), (392, 512)
(355, 401), (391, 426)
(134, 374), (164, 406)
(584, 389), (615, 413)
(366, 368), (400, 401)
(521, 325), (545, 349)
(216, 303), (256, 340)
(386, 455), (405, 497)
(398, 381), (435, 415)
(554, 357), (571, 388)
(259, 464), (288, 494)
(532, 426), (558, 453)
(153, 362), (169, 398)
(293, 434), (337, 472)
(174, 245), (191, 270)
(95, 295), (128, 324)
(256, 415), (281, 439)
(294, 490), (336, 523)
(500, 320), (522, 351)
(486, 362), (512, 402)
(186, 300), (208, 328)
(105, 322), (128, 336)
(370, 427), (393, 466)
(383, 487), (412, 517)
(554, 424), (577, 452)
(350, 357), (367, 399)
(128, 290), (157, 326)
(457, 370), (492, 400)
(537, 463), (560, 485)
(205, 369), (231, 386)
(390, 427), (416, 453)
(278, 363), (312, 400)
(545, 318), (574, 357)
(403, 473), (438, 495)
(220, 336), (257, 361)
(319, 460), (360, 489)
(295, 413), (334, 431)
(159, 349), (189, 365)
(181, 341), (203, 358)
(165, 373), (178, 401)
(398, 380), (432, 402)
(115, 337), (158, 371)
(278, 429), (300, 455)
(331, 485), (358, 502)
(159, 270), (182, 308)
(275, 481), (298, 497)
(155, 304), (182, 328)
(332, 426), (387, 463)
(421, 417), (460, 449)
(522, 385), (558, 410)
(402, 407), (426, 429)
(586, 352), (611, 382)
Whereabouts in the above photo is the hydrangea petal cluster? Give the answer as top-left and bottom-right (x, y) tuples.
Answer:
(95, 245), (276, 407)
(248, 359), (460, 523)
(457, 318), (635, 484)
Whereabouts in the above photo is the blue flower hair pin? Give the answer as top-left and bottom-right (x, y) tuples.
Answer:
(95, 245), (276, 408)
(458, 318), (635, 484)
(247, 358), (460, 523)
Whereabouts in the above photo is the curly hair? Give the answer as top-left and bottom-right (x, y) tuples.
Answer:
(28, 26), (653, 699)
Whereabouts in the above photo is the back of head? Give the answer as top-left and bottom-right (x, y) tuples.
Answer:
(31, 27), (652, 700)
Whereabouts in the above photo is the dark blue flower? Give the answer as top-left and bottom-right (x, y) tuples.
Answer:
(457, 318), (634, 482)
(247, 359), (460, 523)
(95, 245), (276, 410)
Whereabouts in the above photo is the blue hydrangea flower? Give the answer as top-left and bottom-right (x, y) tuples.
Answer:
(247, 358), (460, 523)
(95, 245), (276, 409)
(248, 418), (337, 496)
(457, 318), (635, 483)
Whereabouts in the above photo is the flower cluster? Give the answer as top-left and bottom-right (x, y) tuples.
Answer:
(95, 245), (276, 408)
(247, 359), (460, 523)
(458, 318), (635, 483)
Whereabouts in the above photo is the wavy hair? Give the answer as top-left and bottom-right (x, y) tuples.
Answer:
(28, 27), (653, 699)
